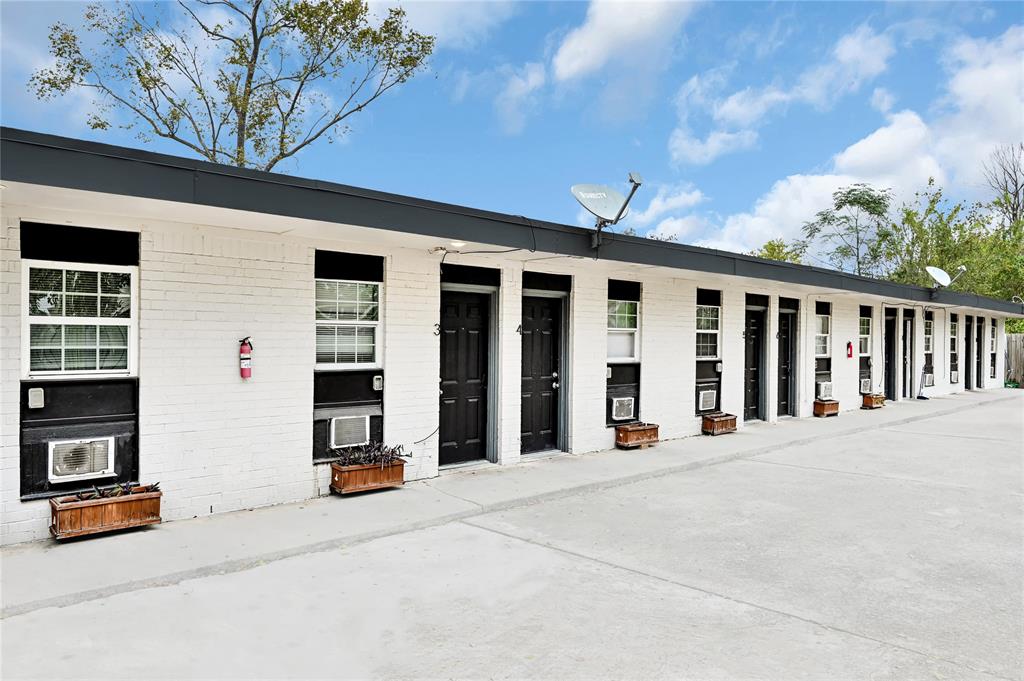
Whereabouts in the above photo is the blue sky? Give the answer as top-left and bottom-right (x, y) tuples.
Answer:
(2, 1), (1022, 257)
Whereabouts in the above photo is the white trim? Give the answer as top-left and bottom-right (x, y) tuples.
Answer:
(22, 259), (139, 380)
(47, 436), (116, 483)
(607, 298), (640, 363)
(695, 304), (721, 360)
(315, 277), (382, 370)
(858, 315), (871, 357)
(814, 313), (831, 358)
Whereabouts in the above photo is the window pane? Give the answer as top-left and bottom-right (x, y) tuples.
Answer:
(607, 331), (635, 358)
(99, 348), (128, 370)
(696, 332), (718, 358)
(859, 337), (869, 354)
(358, 284), (378, 303)
(335, 326), (357, 363)
(336, 282), (359, 303)
(101, 272), (131, 295)
(65, 294), (98, 317)
(316, 326), (336, 363)
(30, 324), (62, 347)
(100, 326), (129, 347)
(815, 336), (828, 355)
(64, 348), (97, 370)
(336, 302), (358, 321)
(30, 348), (61, 371)
(29, 292), (62, 316)
(315, 300), (338, 320)
(315, 280), (337, 300)
(860, 318), (870, 335)
(358, 303), (379, 321)
(100, 295), (131, 318)
(816, 315), (830, 334)
(29, 268), (62, 292)
(65, 270), (99, 293)
(64, 325), (97, 346)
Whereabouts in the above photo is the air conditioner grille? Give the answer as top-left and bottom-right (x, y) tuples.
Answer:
(611, 397), (635, 421)
(859, 378), (871, 394)
(331, 416), (369, 448)
(817, 382), (834, 400)
(698, 389), (717, 411)
(924, 373), (935, 387)
(51, 439), (112, 480)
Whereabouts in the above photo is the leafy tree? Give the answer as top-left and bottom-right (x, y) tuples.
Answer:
(30, 0), (434, 171)
(801, 183), (891, 276)
(748, 238), (805, 264)
(983, 143), (1024, 226)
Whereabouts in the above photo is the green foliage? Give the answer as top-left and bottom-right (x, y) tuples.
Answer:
(801, 183), (892, 276)
(749, 238), (805, 264)
(30, 0), (434, 171)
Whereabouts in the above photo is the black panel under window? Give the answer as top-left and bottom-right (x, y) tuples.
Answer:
(697, 288), (721, 306)
(315, 250), (384, 281)
(860, 305), (873, 317)
(313, 370), (384, 461)
(779, 297), (799, 313)
(20, 379), (139, 498)
(608, 279), (641, 301)
(523, 271), (571, 292)
(815, 301), (831, 315)
(746, 293), (768, 309)
(21, 223), (139, 266)
(441, 263), (500, 287)
(606, 363), (640, 426)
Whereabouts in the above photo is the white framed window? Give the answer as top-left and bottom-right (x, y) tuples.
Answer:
(316, 279), (382, 368)
(607, 299), (640, 362)
(990, 323), (996, 352)
(695, 305), (720, 359)
(924, 319), (934, 353)
(858, 317), (871, 356)
(22, 261), (138, 378)
(950, 319), (958, 354)
(814, 314), (831, 357)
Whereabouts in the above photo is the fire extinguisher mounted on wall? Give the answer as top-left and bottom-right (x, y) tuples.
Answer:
(239, 337), (253, 379)
(846, 341), (853, 358)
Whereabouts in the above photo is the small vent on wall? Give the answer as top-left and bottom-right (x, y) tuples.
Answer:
(611, 397), (635, 421)
(330, 416), (370, 448)
(48, 437), (115, 483)
(924, 373), (935, 387)
(859, 378), (871, 394)
(816, 382), (834, 400)
(698, 389), (717, 411)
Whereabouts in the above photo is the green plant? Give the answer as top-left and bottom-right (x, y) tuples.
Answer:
(75, 481), (160, 501)
(332, 441), (406, 467)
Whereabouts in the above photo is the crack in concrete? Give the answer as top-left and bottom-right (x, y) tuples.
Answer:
(460, 519), (1017, 681)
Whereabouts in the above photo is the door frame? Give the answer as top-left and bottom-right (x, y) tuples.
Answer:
(522, 287), (570, 452)
(902, 309), (914, 399)
(440, 283), (499, 463)
(777, 309), (797, 417)
(744, 304), (767, 421)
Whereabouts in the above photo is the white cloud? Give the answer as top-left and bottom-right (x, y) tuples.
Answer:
(649, 215), (706, 241)
(494, 62), (546, 134)
(551, 1), (696, 82)
(369, 1), (518, 50)
(870, 87), (894, 113)
(712, 86), (789, 128)
(669, 128), (757, 165)
(629, 184), (705, 227)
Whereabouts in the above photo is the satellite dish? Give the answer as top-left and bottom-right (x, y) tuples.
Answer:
(925, 266), (951, 288)
(571, 184), (629, 223)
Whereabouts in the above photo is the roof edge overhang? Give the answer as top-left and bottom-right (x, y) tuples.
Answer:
(2, 126), (1022, 316)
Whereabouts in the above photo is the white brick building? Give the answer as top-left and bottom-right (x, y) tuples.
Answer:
(2, 128), (1020, 545)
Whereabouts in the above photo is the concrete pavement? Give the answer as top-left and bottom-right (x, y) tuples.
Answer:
(2, 389), (1022, 680)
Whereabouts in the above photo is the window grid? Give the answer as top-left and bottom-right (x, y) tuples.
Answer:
(695, 305), (720, 359)
(815, 314), (831, 357)
(315, 279), (381, 367)
(858, 317), (871, 356)
(607, 300), (640, 361)
(25, 263), (135, 376)
(990, 324), (996, 352)
(924, 319), (933, 353)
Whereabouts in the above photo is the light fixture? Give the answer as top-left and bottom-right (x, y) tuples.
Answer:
(449, 241), (467, 249)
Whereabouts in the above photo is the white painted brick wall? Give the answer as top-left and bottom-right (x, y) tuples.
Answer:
(496, 267), (522, 465)
(0, 219), (29, 544)
(567, 271), (610, 454)
(639, 278), (694, 439)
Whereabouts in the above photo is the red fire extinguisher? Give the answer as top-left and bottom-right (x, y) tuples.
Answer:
(239, 337), (253, 379)
(847, 341), (853, 358)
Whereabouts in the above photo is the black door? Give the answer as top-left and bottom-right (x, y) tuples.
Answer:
(965, 316), (974, 390)
(902, 314), (913, 398)
(777, 312), (795, 416)
(744, 309), (764, 420)
(976, 318), (984, 388)
(439, 291), (489, 465)
(521, 296), (561, 453)
(884, 314), (897, 400)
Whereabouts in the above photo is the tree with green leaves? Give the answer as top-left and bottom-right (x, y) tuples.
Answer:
(748, 238), (805, 264)
(800, 183), (892, 276)
(30, 0), (434, 171)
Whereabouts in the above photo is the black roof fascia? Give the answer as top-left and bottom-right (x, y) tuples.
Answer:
(3, 127), (1022, 316)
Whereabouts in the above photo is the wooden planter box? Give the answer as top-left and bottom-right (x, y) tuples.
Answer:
(330, 459), (405, 494)
(615, 422), (659, 449)
(861, 393), (885, 409)
(813, 399), (840, 417)
(702, 412), (737, 436)
(50, 486), (162, 540)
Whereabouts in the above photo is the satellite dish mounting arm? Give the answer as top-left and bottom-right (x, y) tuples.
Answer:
(592, 173), (643, 249)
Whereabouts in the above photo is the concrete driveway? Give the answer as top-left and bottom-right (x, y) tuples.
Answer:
(2, 392), (1022, 680)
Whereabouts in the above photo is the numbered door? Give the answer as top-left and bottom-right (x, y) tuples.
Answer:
(521, 296), (561, 454)
(439, 291), (489, 465)
(744, 309), (764, 421)
(777, 311), (795, 417)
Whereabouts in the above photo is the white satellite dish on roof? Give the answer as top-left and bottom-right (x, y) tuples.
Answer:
(925, 266), (951, 288)
(571, 172), (643, 249)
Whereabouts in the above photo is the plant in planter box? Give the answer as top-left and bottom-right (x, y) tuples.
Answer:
(329, 442), (408, 494)
(50, 482), (163, 540)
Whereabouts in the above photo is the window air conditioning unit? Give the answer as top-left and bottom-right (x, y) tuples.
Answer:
(950, 370), (958, 383)
(859, 378), (872, 394)
(611, 397), (635, 421)
(816, 382), (834, 400)
(330, 415), (370, 448)
(923, 373), (935, 387)
(48, 437), (115, 483)
(698, 389), (717, 412)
